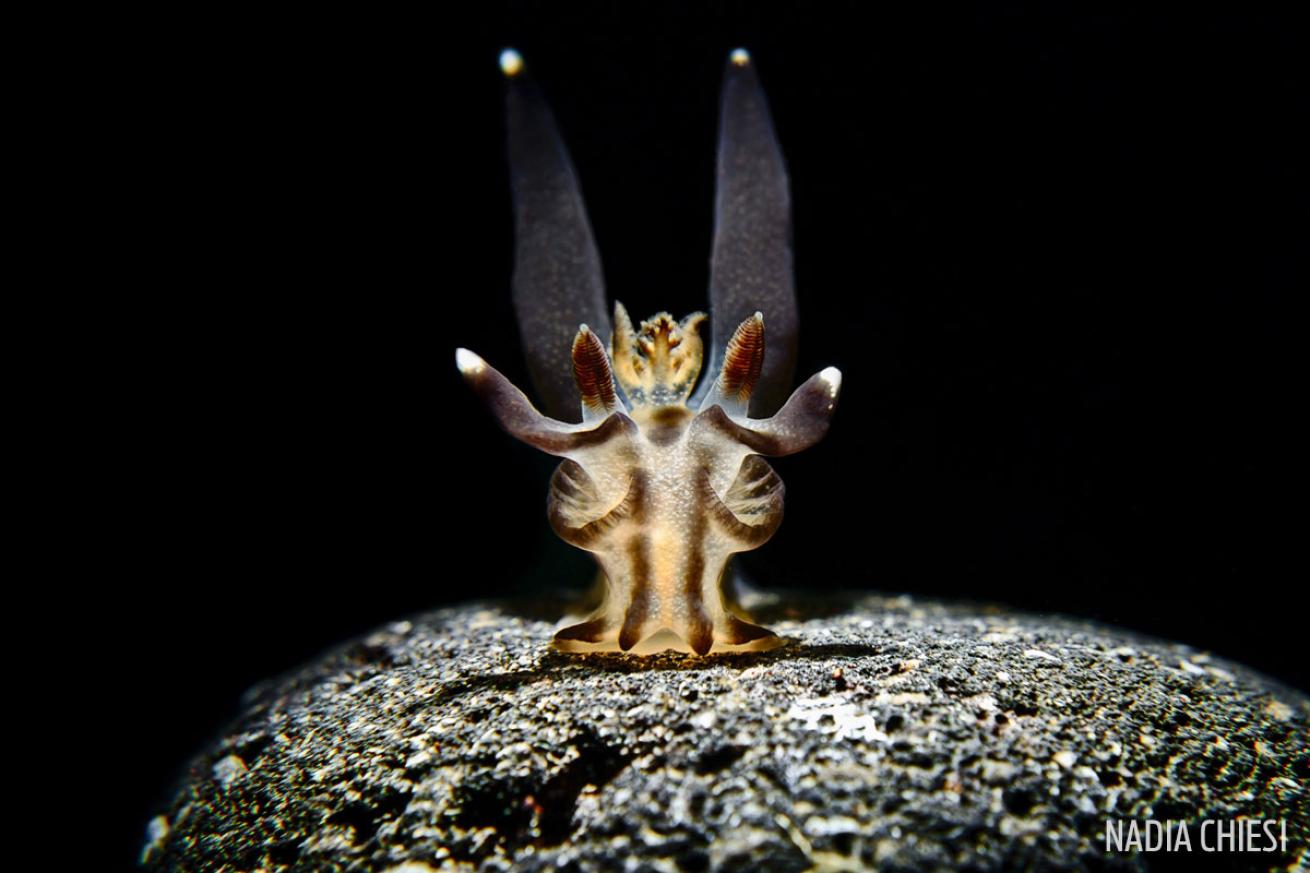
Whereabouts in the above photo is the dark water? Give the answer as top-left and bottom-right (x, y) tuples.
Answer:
(87, 4), (1301, 865)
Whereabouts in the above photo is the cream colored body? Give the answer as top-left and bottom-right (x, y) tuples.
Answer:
(461, 307), (839, 656)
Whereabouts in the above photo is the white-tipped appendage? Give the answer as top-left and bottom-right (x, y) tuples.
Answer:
(730, 48), (751, 67)
(455, 348), (487, 376)
(499, 48), (524, 78)
(819, 366), (842, 398)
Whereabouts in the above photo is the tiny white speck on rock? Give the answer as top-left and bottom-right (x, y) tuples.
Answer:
(690, 709), (717, 729)
(1263, 699), (1294, 721)
(211, 754), (247, 786)
(140, 815), (170, 864)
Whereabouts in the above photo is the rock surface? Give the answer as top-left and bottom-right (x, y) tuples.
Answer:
(144, 593), (1308, 872)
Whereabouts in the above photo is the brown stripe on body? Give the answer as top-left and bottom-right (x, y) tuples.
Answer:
(554, 616), (609, 644)
(549, 465), (648, 548)
(683, 506), (714, 655)
(691, 404), (783, 454)
(522, 408), (636, 454)
(691, 465), (776, 649)
(723, 614), (777, 646)
(558, 411), (639, 450)
(697, 464), (784, 548)
(618, 533), (652, 651)
(643, 405), (693, 446)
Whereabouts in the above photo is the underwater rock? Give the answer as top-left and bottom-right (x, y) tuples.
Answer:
(143, 594), (1308, 871)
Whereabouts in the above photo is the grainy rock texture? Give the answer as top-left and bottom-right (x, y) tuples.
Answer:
(144, 594), (1308, 872)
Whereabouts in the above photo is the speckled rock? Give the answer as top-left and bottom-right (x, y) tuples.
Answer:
(143, 593), (1308, 872)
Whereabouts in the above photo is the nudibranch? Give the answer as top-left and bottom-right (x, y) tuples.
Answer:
(457, 48), (841, 655)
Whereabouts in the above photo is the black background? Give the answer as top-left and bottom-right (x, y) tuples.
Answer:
(96, 3), (1302, 865)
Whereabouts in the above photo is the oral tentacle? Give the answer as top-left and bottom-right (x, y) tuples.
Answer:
(456, 348), (637, 455)
(692, 366), (842, 457)
(610, 303), (708, 408)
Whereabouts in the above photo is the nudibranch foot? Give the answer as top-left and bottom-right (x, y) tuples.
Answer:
(553, 614), (782, 655)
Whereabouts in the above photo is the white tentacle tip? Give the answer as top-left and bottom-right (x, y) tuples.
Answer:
(455, 348), (487, 376)
(499, 48), (525, 78)
(819, 367), (842, 397)
(730, 48), (751, 67)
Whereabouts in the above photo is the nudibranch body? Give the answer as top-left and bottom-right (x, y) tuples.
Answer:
(458, 49), (840, 655)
